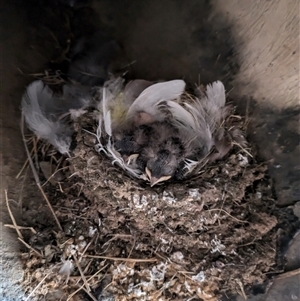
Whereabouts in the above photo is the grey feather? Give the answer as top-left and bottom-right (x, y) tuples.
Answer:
(205, 81), (226, 108)
(21, 80), (92, 155)
(199, 80), (227, 133)
(166, 100), (197, 129)
(179, 81), (229, 156)
(126, 80), (186, 121)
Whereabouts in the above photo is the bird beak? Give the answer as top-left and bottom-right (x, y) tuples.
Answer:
(150, 175), (172, 187)
(126, 153), (139, 165)
(150, 177), (159, 187)
(145, 167), (172, 187)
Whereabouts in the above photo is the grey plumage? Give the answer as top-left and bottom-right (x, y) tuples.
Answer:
(21, 80), (92, 155)
(95, 78), (246, 186)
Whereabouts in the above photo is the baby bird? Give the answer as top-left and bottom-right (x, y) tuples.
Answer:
(95, 78), (246, 186)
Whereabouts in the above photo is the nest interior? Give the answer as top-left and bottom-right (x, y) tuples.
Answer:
(18, 110), (298, 301)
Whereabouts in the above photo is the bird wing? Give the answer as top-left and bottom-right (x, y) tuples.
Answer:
(126, 79), (186, 122)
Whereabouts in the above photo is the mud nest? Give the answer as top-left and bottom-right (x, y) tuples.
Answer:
(15, 104), (291, 301)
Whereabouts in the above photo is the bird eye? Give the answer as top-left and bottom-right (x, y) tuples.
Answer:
(145, 167), (152, 180)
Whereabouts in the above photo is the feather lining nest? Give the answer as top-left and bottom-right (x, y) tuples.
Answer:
(93, 78), (247, 185)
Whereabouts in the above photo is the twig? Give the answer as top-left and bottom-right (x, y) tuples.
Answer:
(21, 114), (63, 231)
(206, 208), (248, 223)
(24, 272), (51, 301)
(41, 166), (69, 187)
(33, 136), (40, 170)
(232, 141), (253, 158)
(82, 260), (93, 277)
(4, 224), (37, 234)
(16, 158), (29, 179)
(38, 185), (62, 230)
(217, 184), (227, 224)
(79, 235), (96, 261)
(83, 255), (157, 262)
(102, 234), (133, 249)
(73, 255), (91, 293)
(238, 236), (259, 247)
(66, 264), (108, 301)
(18, 237), (43, 257)
(82, 287), (98, 301)
(5, 190), (23, 239)
(57, 182), (64, 193)
(276, 268), (300, 280)
(236, 279), (247, 300)
(17, 166), (28, 208)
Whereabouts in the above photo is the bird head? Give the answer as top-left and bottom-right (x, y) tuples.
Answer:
(145, 149), (178, 187)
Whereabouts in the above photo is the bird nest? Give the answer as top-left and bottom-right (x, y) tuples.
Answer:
(14, 108), (287, 301)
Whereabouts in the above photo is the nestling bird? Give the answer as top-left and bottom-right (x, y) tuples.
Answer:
(95, 78), (246, 186)
(21, 77), (245, 184)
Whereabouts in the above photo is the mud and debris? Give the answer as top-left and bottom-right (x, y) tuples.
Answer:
(16, 107), (297, 301)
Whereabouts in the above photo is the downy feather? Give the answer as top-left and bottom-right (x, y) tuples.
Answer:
(21, 81), (74, 155)
(166, 100), (197, 129)
(199, 81), (227, 133)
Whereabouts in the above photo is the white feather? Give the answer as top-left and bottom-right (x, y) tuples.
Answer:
(199, 81), (227, 132)
(205, 80), (226, 108)
(102, 88), (112, 136)
(166, 100), (197, 129)
(166, 99), (213, 155)
(126, 80), (186, 121)
(21, 80), (73, 155)
(96, 77), (124, 110)
(183, 101), (212, 139)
